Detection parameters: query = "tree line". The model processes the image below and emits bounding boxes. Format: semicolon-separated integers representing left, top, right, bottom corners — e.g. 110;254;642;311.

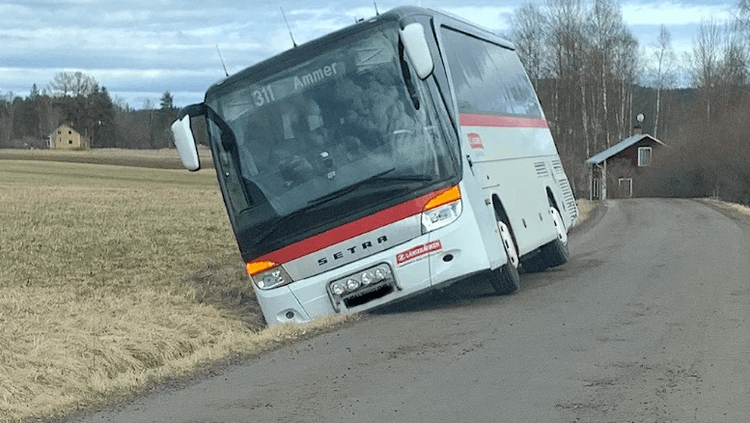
2;0;750;202
0;71;177;150
509;0;750;203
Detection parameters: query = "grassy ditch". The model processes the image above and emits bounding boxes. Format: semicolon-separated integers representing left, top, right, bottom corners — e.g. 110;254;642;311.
702;198;750;219
575;199;595;225
0;157;350;422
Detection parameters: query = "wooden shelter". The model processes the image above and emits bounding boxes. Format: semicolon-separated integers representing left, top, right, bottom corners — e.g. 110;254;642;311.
586;133;666;200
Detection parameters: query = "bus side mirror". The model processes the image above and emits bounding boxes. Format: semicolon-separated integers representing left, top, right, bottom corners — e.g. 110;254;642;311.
400;23;434;80
171;104;205;171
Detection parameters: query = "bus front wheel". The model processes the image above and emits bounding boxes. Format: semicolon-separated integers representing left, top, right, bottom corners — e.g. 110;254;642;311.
489;221;520;295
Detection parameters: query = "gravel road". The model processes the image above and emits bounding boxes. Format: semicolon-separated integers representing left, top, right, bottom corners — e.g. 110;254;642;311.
72;198;750;423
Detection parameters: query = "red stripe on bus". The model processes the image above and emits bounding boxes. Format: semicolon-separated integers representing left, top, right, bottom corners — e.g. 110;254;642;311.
254;187;452;265
459;113;548;128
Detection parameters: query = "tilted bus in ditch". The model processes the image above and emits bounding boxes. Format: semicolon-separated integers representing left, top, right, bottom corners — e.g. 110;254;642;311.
172;6;578;325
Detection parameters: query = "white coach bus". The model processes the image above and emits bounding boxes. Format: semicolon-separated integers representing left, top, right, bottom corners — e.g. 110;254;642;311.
172;6;578;325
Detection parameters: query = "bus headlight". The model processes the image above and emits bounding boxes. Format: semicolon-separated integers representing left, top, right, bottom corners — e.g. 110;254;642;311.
421;199;462;233
247;261;294;290
373;265;390;281
346;278;361;291
327;263;396;310
331;280;347;296
360;270;375;285
421;186;462;233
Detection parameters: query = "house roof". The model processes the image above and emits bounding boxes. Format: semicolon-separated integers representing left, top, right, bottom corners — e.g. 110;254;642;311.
585;133;666;165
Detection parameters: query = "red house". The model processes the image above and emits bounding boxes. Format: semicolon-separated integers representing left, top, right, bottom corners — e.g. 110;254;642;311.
585;133;666;200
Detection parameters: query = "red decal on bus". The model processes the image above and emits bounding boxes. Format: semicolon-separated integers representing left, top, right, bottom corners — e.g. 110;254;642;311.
467;132;484;150
396;240;443;264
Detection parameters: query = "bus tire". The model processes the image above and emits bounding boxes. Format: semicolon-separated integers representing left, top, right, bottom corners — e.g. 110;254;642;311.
542;206;569;267
521;206;569;272
489;221;520;295
520;253;547;273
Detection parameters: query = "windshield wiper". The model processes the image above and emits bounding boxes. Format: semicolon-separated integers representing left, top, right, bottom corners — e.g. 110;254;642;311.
307;169;434;207
254;171;390;245
256;170;434;245
308;168;395;206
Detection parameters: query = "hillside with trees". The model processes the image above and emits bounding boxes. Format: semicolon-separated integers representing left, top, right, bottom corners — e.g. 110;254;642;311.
2;0;749;204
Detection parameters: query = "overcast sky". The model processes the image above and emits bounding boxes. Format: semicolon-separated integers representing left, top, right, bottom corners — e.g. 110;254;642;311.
0;0;737;109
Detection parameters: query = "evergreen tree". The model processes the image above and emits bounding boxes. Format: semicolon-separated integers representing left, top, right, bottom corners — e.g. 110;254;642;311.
160;91;174;110
87;86;116;148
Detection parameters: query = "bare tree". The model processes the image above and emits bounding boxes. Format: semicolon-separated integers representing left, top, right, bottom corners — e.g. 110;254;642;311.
719;19;748;90
48;72;74;97
545;0;588;159
49;71;98;97
646;26;679;138
691;18;722;121
588;0;627;150
510;3;549;90
612;31;639;139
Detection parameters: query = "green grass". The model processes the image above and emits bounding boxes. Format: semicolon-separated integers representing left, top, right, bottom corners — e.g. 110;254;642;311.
0;153;351;422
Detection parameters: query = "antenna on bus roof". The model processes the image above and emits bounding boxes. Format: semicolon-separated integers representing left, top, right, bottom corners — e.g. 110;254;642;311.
374;1;379;15
215;44;229;77
280;6;298;48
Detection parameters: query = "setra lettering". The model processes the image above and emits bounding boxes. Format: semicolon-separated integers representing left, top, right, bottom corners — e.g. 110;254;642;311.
316;235;389;266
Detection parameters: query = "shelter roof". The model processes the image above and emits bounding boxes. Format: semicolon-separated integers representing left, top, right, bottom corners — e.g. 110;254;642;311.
585;133;666;165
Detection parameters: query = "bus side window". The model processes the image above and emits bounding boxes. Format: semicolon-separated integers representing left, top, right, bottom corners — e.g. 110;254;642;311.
440;27;543;119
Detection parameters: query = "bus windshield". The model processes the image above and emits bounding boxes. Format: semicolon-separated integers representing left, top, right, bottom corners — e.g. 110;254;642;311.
205;23;459;233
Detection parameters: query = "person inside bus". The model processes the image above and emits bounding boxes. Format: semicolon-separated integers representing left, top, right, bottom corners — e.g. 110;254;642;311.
333;71;426;171
272;97;346;186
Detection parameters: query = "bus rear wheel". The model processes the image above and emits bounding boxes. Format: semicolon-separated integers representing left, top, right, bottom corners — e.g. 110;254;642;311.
489;220;520;295
522;206;569;272
544;206;570;267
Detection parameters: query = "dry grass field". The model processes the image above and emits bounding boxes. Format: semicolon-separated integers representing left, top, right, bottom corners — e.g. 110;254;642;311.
0;151;351;422
0;147;213;170
0;149;599;422
703;197;750;218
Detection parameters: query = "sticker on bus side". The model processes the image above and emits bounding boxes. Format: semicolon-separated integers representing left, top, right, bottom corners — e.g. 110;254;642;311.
467;132;486;157
396;240;443;265
467;132;484;150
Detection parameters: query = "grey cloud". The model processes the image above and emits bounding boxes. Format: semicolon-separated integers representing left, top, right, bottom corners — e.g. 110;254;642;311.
0;0;731;108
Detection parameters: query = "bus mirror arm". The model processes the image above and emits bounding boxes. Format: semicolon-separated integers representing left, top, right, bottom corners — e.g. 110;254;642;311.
399;49;420;110
172;103;239;171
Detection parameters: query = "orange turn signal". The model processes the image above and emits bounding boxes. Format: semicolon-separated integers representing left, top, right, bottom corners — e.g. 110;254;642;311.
423;185;461;211
246;260;278;276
